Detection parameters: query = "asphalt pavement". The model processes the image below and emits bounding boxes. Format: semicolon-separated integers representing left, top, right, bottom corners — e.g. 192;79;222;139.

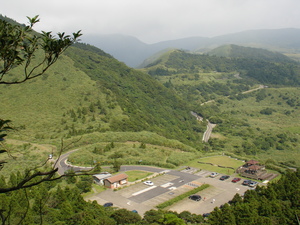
86;167;251;216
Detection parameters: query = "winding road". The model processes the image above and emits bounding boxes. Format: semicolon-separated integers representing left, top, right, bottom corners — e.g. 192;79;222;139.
202;120;216;142
55;149;92;175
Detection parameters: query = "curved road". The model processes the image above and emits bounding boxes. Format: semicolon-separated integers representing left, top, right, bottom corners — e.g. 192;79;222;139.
55;149;92;175
202;120;216;142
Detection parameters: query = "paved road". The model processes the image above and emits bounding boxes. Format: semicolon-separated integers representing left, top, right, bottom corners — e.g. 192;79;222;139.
202;120;216;142
55;149;92;175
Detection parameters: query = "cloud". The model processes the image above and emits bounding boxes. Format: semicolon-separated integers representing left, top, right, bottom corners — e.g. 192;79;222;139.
2;0;300;43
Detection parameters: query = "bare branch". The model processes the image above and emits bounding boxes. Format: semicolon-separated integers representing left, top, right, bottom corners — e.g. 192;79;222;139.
0;136;94;194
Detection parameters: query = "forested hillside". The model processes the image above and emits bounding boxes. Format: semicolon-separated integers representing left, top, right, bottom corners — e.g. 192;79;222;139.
145;49;300;86
208;44;295;63
65;43;201;145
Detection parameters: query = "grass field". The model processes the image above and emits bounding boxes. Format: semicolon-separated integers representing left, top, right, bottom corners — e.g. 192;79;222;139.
197;155;245;168
186;155;245;175
124;170;154;182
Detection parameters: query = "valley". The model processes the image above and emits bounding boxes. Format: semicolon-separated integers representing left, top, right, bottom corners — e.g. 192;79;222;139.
1;16;300;224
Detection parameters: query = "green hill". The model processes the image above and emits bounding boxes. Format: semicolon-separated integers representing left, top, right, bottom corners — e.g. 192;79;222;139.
207;44;295;63
143;48;300;86
0;42;202;146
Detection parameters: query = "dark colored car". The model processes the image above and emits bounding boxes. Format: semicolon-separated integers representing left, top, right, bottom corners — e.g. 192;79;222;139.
189;194;202;201
203;213;210;218
219;175;230;180
232;178;241;183
242;180;251;186
103;202;113;207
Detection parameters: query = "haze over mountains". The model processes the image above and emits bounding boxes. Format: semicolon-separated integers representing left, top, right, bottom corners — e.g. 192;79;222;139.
82;28;300;68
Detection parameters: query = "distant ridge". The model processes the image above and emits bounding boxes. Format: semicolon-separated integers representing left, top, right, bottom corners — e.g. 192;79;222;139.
82;28;300;67
207;44;295;63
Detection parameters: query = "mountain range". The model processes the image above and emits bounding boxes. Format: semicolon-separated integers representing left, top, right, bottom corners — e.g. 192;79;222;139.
82;28;300;67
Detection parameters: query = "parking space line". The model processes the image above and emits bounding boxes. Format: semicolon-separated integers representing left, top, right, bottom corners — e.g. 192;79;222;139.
132;186;157;196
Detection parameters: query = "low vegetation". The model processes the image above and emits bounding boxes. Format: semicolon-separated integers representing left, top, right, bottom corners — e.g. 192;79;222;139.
124;170;154;182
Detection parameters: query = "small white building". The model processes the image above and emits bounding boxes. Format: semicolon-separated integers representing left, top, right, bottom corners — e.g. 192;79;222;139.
93;173;112;185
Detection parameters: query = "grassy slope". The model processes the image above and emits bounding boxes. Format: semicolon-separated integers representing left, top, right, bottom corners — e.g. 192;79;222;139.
1;54;112;140
214;87;300;164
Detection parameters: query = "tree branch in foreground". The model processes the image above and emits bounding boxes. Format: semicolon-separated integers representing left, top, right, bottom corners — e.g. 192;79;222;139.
0;137;96;194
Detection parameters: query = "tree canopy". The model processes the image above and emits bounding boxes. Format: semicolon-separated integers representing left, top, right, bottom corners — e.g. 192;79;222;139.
0;15;81;84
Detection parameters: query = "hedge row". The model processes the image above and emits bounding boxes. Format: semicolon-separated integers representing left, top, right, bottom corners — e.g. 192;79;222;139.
156;184;210;209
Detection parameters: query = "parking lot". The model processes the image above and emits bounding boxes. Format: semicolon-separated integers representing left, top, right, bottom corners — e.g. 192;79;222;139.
85;167;253;215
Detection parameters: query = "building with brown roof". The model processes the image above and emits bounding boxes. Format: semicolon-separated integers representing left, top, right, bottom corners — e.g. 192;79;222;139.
236;159;277;181
246;160;259;165
103;173;128;189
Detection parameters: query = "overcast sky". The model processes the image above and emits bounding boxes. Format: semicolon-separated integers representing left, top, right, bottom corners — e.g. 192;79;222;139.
2;0;300;44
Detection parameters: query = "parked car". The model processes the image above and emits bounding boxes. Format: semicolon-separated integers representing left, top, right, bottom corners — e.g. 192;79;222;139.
242;180;251;186
189;194;202;201
210;172;219;178
143;181;154;186
103;202;113;207
203;213;210;218
249;181;258;187
220;175;230;180
132;210;138;213
231;178;241;183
